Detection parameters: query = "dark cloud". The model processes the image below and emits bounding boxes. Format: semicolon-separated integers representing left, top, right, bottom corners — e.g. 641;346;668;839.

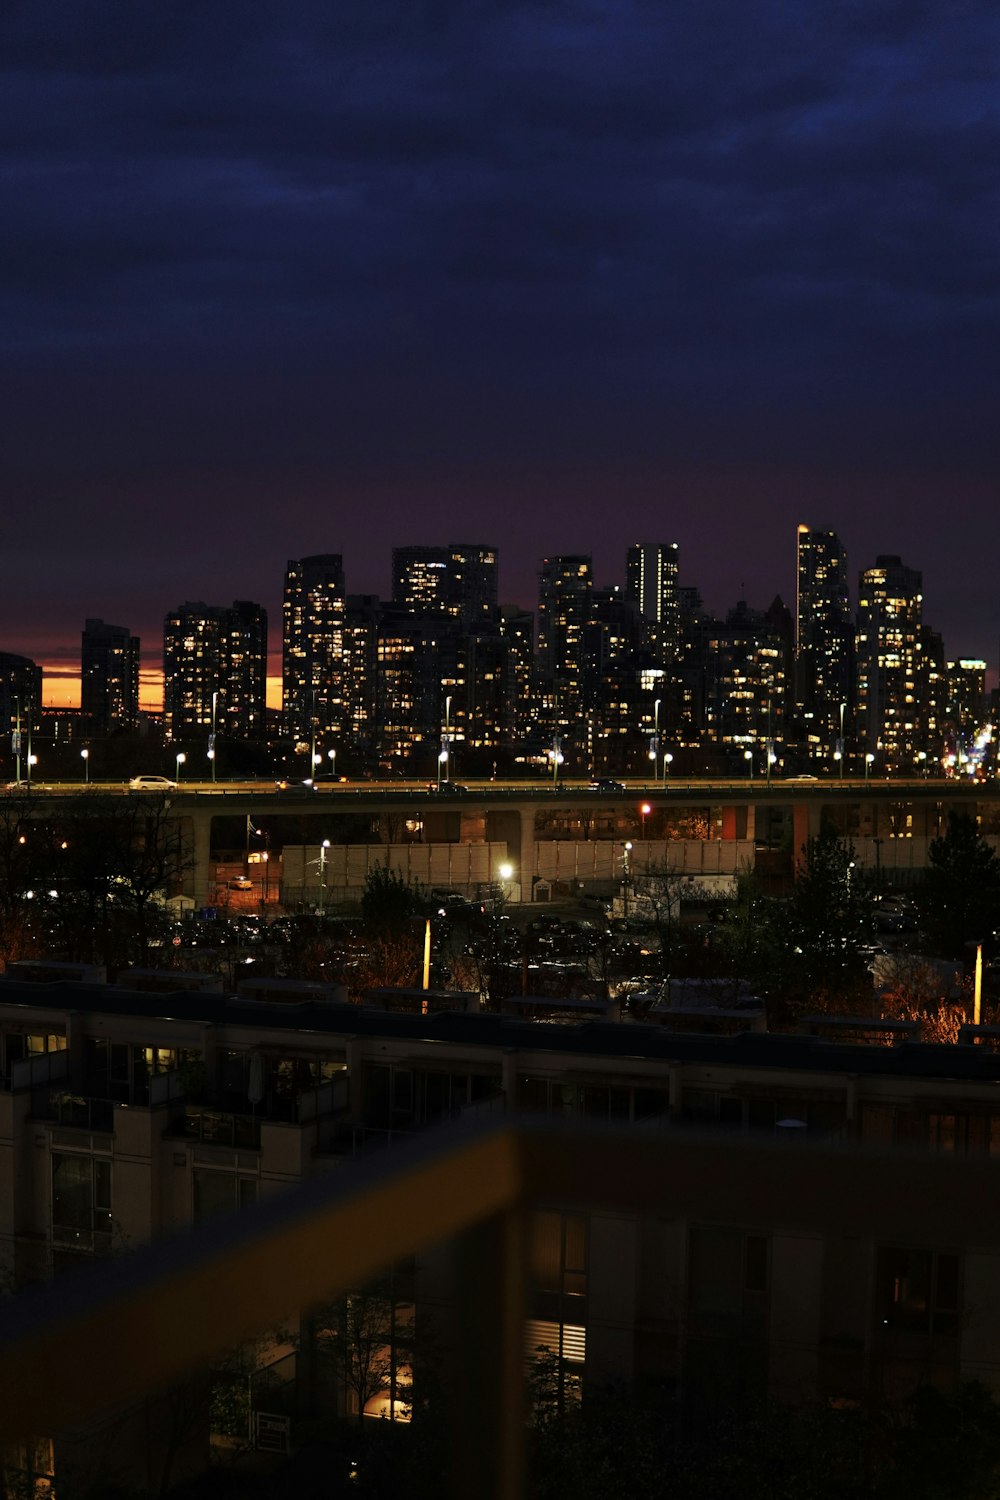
0;0;998;679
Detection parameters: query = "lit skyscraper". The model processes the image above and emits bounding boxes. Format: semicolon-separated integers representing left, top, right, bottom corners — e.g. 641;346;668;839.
0;652;42;737
536;555;593;731
392;544;498;627
81;618;140;734
625;543;680;664
163;601;266;741
282;555;347;742
795;526;853;760
856;554;924;770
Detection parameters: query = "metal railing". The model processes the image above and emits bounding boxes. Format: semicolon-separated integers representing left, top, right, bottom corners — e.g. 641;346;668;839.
5;1121;1000;1496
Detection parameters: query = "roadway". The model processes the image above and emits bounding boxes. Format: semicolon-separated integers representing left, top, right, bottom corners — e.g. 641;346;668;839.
2;775;987;800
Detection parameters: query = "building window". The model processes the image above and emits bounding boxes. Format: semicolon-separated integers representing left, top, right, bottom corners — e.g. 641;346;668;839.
876;1247;960;1336
688;1224;769;1331
193;1170;258;1223
2;1436;55;1495
52;1153;112;1255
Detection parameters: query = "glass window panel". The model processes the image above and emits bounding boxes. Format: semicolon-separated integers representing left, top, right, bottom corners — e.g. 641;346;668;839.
193;1170;237;1223
564;1216;587;1274
745;1236;768;1293
531;1211;563;1291
936;1253;959;1313
52;1154;91;1232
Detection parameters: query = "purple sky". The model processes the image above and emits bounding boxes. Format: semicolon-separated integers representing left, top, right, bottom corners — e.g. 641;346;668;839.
1;1;998;699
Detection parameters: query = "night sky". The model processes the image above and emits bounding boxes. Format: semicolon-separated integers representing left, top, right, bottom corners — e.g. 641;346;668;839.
2;1;998;705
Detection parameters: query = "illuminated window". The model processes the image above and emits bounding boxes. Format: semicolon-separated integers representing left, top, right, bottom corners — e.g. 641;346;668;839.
876;1247;959;1335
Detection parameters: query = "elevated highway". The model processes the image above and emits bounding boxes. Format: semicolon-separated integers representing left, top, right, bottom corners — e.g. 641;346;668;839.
5;777;997;907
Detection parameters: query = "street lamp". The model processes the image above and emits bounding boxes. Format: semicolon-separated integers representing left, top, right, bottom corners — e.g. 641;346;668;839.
766;744;776;788
499;860;514;902
80;748;90;784
744;748;753;783
838;701;846;780
328;747;337;782
865;752;875;785
549;735;564;790
27;753;37;787
209;691;218;783
175;751;186;784
622;841;633;919
640;802;652;839
318;838;330;913
663;752;673;783
650;698;662;782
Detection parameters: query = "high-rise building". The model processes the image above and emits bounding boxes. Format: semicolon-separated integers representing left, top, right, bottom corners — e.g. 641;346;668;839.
341;594;382;757
856;555;924;771
795;526;853;761
282;555;347;743
392;545;498;627
499;609;534;742
0;652;42;738
81;619;140;735
536;555;593;733
219;601;268;740
625;543;680;665
375;607;449;765
163;601;267;741
703;600;790;762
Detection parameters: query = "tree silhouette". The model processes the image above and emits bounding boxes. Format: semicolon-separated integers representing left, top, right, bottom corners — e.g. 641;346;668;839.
918;812;1000;958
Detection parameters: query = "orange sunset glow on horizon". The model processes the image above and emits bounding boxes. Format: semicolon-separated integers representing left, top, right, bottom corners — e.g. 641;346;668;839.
40;666;285;715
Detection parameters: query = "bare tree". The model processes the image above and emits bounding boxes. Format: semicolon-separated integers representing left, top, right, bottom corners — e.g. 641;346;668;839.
316;1284;413;1424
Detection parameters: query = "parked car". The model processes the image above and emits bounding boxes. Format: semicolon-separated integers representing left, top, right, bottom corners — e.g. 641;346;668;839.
128;775;175;791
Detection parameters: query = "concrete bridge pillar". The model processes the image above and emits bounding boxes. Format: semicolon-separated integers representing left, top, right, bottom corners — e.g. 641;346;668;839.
181;808;214;906
518;807;536;893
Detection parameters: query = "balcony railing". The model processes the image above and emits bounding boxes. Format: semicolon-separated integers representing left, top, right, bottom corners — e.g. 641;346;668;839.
174;1108;262;1150
38;1092;115;1134
5;1122;1000;1498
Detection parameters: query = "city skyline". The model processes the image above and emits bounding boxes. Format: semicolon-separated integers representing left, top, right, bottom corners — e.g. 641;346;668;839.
2;4;998;703
9;523;997;713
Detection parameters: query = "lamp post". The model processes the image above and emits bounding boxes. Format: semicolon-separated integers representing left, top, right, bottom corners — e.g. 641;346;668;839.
640;802;651;839
650;698;662;782
27;753;37;788
437;697;453;791
744;748;753;783
328;747;337;782
209;691;218;783
865;752;875;785
80;748;90;784
499;860;514;904
663;752;673;784
318;838;330;913
838;701;846;780
622;841;633;919
550;735;564;790
766;744;776;788
175;751;185;785
13;699;22;784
